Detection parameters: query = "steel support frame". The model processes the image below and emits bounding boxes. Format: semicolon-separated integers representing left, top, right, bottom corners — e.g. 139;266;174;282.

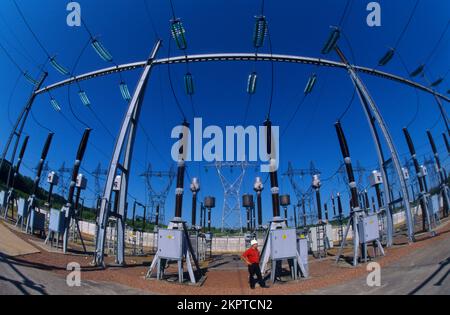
94;41;162;266
335;46;414;243
0;72;48;183
34;54;450;104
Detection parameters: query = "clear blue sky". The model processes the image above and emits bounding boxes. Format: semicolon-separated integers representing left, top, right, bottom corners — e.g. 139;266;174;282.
0;0;449;228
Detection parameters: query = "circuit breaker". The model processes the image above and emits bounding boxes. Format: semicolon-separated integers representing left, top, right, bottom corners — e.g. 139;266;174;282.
358;214;380;244
17;198;28;218
157;229;184;260
270;228;297;260
49;209;65;233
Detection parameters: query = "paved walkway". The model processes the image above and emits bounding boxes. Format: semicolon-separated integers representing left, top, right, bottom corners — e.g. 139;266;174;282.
0;222;40;257
306;233;449;295
0;253;151;295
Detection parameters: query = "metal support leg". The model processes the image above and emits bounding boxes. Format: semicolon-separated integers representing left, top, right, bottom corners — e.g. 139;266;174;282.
94;41;162;266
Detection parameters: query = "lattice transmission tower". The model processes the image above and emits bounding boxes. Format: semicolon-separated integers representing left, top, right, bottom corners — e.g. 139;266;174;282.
140;164;175;225
92;162;108;207
212;161;254;233
57;162;72;198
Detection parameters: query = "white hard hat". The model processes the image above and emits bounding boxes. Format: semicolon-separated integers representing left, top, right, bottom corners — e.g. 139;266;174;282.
251;240;258;246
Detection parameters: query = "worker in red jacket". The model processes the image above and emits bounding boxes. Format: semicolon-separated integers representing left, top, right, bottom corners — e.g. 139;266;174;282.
241;240;267;289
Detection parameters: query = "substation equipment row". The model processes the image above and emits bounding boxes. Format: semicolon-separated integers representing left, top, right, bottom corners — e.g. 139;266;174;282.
1;21;449;286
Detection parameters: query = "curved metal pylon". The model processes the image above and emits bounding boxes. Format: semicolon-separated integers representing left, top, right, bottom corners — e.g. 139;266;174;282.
34;54;449;104
93;40;162;266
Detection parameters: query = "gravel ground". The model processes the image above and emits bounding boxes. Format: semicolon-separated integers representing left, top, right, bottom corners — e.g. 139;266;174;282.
1;218;449;295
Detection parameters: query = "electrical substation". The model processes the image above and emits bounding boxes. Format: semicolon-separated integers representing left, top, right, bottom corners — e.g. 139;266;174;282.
0;0;449;296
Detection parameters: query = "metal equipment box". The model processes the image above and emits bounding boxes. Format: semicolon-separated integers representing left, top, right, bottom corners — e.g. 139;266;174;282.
402;168;410;180
205;232;213;241
157;229;184;260
270;228;297;260
47;171;59;185
431;195;440;215
309;224;334;252
49;209;65;233
358;214;380;244
76;174;87;189
17;198;28;218
0;191;5;208
297;237;308;266
29;209;46;231
369;171;383;186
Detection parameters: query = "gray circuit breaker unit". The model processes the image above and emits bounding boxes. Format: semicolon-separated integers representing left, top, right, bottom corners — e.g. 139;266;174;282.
17;198;28;218
49;209;65;234
358;214;380;244
157;229;185;260
270;228;298;260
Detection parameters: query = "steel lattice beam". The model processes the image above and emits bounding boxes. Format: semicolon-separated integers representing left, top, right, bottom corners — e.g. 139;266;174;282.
34;53;450;103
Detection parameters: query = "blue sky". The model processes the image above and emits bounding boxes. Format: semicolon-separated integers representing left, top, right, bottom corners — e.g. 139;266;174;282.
0;0;449;228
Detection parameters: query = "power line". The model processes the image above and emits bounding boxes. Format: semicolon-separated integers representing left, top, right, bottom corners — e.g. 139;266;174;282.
393;0;420;50
338;0;353;28
0;40;27;74
6;72;24;128
423;20;449;66
166;32;187;120
12;0;52;59
0;10;41;68
143;0;160;39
